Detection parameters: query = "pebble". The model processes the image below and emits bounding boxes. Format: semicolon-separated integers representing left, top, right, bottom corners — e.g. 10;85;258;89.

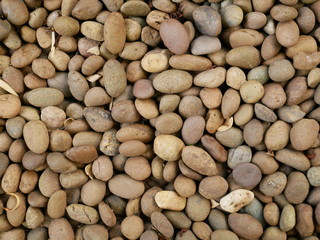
226;46;261;69
191;36;221;55
201;134;227;162
80;21;104;41
252;151;279;175
208;209;229;230
263;202;280;226
221;88;241;119
279;204;295;232
0;95;21;119
163;211;192;229
240;80;264;103
290;118;319;151
153;69;193;93
155;191;186;211
243;198;265;226
192;222;212;240
269;59;296;82
307;167;320;187
2;0;29;26
160;19;189;55
121;216;144;240
103;59;127;98
26;88;64;107
228;213;263;240
284;171;309;204
229;29;264;48
221;4;243;28
276;20;299;47
211;230;239;240
295;204;314;237
53;16;80;36
220;189;254;213
259;172;287;197
254;103;277;122
151;212;174;239
216;127;244;148
199;176;228;200
264;120;290;151
233;163;262;188
169;54;212;71
66;204;99;224
104;12;126;54
270;4;298;21
227;145;252;169
248;65;269;84
23;120;49;154
277;105;306;123
262;227;286;240
11;44;41;68
99;129;120;156
83;107;113;132
185;193;211;221
194;67;226;88
153;135;185;161
275;148;310;171
181;146;218;176
108;174;145;199
65;145;98;164
192;6;222;37
181;116;205;145
120;1;151;16
243;119;264;147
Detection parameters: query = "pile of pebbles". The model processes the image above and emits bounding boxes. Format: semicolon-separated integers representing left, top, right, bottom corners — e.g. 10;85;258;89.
1;0;320;239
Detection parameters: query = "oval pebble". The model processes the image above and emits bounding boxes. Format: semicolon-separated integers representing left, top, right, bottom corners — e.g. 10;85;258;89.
153;70;193;94
66;204;99;224
182;146;218;176
103;59;127;98
275;148;310;171
284;171;309;204
153;135;185;161
259;172;287;197
279;204;295;232
151;212;174;239
226;46;261;69
192;6;222;37
220;189;254;213
108;174;145;199
227;145;252;169
228;213;263;240
290;118;319;151
233;163;262;188
104;12;126;54
160;19;189;55
27;88;64;107
155;191;186;211
23;120;49;154
0;94;21;119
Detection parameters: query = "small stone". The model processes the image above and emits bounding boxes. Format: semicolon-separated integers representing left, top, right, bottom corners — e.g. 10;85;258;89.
220;189;254;213
155;191;186;211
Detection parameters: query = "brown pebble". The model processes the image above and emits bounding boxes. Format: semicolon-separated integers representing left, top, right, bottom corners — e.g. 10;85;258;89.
233;162;262;188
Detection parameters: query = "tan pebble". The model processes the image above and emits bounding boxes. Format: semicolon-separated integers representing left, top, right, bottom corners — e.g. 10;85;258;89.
155;191;186;211
279;204;295;232
182;146;218;176
23;120;49;154
220;189;254;213
159;19;189;55
153;135;185;161
275;20;299;47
